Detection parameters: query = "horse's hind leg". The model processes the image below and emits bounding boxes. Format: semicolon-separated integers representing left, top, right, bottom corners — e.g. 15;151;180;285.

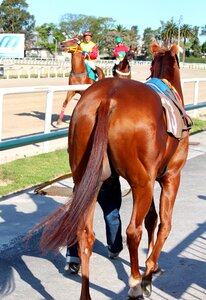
127;183;154;300
142;174;181;296
57;90;75;125
142;198;158;297
144;198;158;259
78;199;96;300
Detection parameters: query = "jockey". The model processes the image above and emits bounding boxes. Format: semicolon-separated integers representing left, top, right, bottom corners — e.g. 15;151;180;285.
80;31;98;72
113;37;129;64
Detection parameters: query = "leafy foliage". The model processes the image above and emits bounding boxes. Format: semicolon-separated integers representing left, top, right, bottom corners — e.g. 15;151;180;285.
0;0;35;44
0;1;205;61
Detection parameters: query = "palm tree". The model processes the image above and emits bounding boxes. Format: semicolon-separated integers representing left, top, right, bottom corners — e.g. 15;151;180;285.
115;24;127;34
161;19;178;46
181;24;195;62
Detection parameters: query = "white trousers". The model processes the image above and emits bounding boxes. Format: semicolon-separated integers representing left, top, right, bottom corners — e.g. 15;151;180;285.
84;59;96;70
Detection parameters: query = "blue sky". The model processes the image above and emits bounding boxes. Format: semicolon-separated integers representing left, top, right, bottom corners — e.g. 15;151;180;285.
2;0;206;41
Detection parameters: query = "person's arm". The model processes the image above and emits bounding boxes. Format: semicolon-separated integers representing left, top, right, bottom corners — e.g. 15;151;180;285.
113;46;119;57
89;45;98;60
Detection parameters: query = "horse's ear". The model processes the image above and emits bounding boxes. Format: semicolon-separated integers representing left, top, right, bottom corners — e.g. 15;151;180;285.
170;43;179;56
150;42;161;55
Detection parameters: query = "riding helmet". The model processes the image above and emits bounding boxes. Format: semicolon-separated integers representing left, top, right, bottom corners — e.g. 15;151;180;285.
84;31;93;37
116;37;123;43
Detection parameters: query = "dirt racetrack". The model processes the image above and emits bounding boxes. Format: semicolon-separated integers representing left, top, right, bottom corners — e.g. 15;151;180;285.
1;64;206;163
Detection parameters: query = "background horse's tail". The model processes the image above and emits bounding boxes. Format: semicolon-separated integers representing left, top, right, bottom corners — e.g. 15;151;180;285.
29;99;110;252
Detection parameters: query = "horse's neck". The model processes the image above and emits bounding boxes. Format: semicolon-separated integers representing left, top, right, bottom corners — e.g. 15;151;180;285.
161;68;184;105
71;53;87;73
120;59;129;71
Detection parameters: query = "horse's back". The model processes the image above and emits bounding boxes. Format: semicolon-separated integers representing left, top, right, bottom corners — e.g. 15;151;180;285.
77;77;163;125
69;77;168;180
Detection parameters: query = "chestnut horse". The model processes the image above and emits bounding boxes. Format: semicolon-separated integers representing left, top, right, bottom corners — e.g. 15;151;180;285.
56;37;105;125
33;43;190;299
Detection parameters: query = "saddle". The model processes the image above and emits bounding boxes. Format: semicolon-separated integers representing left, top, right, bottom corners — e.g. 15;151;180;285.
145;78;193;139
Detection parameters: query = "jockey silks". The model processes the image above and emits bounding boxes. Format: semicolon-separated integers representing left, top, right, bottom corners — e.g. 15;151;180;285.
80;41;98;60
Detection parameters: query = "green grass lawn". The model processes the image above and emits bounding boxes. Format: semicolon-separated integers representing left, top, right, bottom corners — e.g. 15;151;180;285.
190;117;206;134
0;148;70;197
0;116;206;197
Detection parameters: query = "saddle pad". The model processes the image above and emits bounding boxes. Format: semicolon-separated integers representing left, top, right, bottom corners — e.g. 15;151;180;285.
145;78;192;139
85;63;97;81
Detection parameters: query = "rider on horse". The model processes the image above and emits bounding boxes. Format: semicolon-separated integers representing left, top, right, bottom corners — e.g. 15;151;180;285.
113;37;129;76
80;31;98;79
113;37;129;62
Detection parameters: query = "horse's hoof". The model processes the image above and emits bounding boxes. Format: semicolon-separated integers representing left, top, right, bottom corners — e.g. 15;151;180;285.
56;119;62;126
153;267;163;276
141;280;152;298
128;286;144;300
127;295;144;300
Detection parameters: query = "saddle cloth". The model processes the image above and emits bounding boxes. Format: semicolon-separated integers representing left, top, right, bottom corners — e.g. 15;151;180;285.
145;78;192;139
85;63;97;81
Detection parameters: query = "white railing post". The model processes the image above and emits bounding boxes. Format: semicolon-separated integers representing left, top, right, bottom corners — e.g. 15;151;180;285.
44;89;54;153
193;80;199;118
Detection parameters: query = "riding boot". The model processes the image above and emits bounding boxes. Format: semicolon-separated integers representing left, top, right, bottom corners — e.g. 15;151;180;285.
93;69;98;79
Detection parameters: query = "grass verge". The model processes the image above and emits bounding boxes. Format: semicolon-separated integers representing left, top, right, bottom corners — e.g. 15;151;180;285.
0;117;206;197
189;117;206;134
0;148;70;197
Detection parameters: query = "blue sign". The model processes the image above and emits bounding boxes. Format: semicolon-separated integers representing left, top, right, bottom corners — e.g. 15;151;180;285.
0;34;25;58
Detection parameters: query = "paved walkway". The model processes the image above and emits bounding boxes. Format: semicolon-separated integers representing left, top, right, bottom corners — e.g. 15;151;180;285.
0;131;206;299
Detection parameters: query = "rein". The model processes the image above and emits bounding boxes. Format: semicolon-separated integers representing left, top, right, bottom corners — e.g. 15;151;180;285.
66;44;82;53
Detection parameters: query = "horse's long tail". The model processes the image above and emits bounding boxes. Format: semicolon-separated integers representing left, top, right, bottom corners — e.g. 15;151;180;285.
29;99;110;252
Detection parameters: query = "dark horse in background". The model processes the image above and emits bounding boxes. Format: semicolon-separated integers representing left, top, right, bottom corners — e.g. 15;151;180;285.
112;54;132;79
112;46;137;79
32;43;190;299
56;37;105;125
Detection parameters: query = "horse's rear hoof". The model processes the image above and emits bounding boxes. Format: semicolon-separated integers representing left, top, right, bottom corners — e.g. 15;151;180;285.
56;119;62;126
127;295;144;300
141;280;152;298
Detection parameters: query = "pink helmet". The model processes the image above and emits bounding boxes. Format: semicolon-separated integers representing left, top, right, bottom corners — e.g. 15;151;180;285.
83;31;93;37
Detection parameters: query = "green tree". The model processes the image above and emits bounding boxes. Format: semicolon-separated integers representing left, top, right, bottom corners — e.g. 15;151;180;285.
190;26;202;57
114;24;127;34
0;0;35;45
200;25;206;36
160;19;178;46
201;42;206;54
181;24;195;62
142;27;157;58
35;23;64;53
59;14;115;54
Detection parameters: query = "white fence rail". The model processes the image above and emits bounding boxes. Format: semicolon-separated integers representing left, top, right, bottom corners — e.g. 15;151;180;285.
1;59;206;79
0;79;206;152
0;84;90;143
